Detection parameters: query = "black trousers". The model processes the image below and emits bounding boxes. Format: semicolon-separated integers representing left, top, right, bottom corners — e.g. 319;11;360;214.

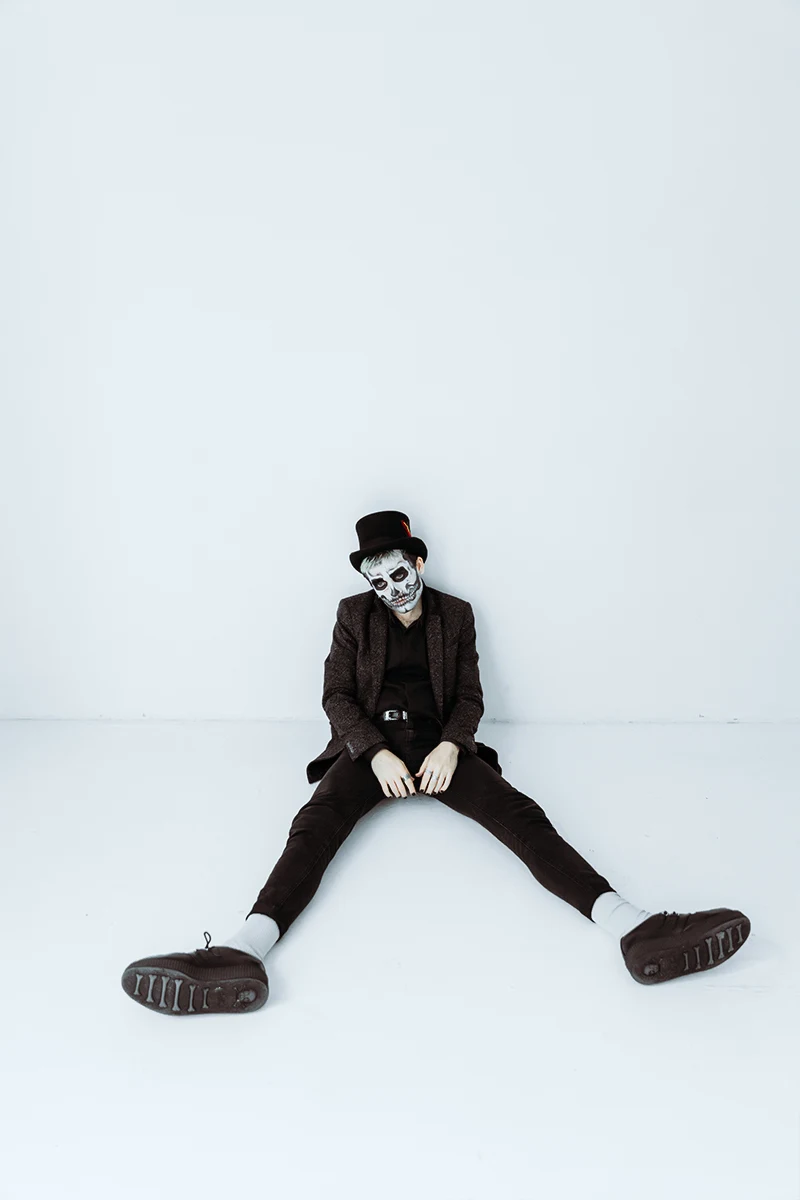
248;713;615;939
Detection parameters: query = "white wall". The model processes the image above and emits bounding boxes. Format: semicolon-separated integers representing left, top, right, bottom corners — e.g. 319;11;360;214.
1;0;798;722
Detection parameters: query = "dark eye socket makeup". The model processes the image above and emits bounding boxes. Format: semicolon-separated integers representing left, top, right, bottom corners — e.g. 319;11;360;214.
370;568;409;590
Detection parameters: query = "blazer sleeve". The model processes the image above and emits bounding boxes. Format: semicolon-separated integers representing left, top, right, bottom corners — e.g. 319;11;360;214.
439;601;485;754
321;601;392;763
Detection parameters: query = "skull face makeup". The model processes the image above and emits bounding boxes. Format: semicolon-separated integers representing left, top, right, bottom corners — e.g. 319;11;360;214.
360;548;424;614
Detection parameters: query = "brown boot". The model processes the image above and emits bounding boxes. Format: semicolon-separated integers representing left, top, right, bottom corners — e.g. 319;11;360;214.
121;931;269;1015
620;908;751;985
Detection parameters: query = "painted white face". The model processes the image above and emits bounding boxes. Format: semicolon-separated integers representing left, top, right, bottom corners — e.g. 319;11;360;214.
360;548;423;614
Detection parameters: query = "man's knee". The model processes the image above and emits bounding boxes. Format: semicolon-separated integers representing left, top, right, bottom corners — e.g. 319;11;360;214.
449;757;546;816
297;759;378;826
451;751;506;791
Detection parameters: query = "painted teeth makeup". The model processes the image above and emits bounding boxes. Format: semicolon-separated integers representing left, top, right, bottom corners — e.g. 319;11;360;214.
360;547;423;613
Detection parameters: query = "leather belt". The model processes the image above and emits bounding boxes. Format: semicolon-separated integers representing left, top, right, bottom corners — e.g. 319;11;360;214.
379;710;440;727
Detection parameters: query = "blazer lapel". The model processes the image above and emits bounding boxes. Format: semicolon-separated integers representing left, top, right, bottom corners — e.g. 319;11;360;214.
368;586;444;719
368;602;389;714
426;591;444;718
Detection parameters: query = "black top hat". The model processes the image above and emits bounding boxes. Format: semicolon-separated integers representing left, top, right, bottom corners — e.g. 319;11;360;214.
349;510;428;573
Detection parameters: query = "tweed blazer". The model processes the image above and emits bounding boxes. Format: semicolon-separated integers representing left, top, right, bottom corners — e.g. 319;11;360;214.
306;583;502;784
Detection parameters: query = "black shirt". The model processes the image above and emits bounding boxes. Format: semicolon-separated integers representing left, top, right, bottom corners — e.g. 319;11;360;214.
366;585;441;762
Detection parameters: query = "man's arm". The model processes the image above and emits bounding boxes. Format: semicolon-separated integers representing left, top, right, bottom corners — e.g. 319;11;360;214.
321;600;392;763
439;601;485;754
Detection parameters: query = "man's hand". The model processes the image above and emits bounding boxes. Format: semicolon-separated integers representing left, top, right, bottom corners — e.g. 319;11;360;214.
416;741;460;794
371;748;418;798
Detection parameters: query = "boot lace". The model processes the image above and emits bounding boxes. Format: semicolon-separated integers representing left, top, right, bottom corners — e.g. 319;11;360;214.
197;930;222;957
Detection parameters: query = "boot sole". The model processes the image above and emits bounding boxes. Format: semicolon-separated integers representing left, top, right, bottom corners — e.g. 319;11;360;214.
626;913;751;985
121;965;268;1015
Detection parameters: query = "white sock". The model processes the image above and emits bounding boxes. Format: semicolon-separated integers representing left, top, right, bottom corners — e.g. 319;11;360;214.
591;890;655;939
220;914;281;964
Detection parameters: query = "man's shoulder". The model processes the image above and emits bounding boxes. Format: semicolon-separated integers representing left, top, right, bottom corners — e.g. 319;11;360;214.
429;586;471;610
337;589;373;612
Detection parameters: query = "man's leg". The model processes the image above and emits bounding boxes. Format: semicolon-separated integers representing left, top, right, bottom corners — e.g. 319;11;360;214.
427;750;619;920
226;748;386;957
120;750;391;1016
426;749;750;984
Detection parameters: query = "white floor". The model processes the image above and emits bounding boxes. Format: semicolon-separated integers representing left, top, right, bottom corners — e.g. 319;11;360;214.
1;719;796;1200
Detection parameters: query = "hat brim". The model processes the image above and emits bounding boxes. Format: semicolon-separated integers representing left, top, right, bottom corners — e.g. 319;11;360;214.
350;538;428;573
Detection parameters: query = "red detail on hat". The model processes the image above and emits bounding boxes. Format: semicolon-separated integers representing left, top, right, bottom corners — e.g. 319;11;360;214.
401;520;412;537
